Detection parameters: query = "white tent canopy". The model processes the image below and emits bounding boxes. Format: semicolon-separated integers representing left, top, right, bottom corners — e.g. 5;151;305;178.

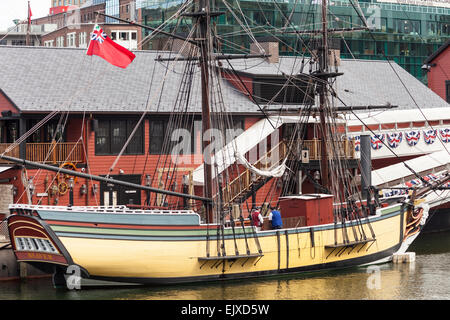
371;150;450;187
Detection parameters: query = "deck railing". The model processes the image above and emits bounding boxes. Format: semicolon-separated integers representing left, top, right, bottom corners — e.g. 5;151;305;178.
295;139;356;160
0;143;19;164
0;143;20;164
26;141;85;164
0;141;84;164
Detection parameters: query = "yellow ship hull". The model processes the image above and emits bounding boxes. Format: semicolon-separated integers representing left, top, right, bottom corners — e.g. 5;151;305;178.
6;202;416;285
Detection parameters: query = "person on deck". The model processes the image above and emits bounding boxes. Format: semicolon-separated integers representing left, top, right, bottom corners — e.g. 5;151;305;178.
269;207;283;229
251;207;264;231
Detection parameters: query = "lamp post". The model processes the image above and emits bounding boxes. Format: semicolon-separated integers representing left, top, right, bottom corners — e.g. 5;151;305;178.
251;172;256;209
28;177;35;204
68;177;74;206
145;174;151;207
182;175;189;210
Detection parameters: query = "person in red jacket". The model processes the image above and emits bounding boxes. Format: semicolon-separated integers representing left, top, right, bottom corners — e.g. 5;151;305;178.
251;207;264;231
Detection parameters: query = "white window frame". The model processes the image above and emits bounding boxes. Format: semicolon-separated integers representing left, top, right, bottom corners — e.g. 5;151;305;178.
56;36;65;47
79;31;87;48
67;32;76;47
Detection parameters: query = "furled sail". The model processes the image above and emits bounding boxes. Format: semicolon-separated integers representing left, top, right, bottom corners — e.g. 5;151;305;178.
235;151;288;178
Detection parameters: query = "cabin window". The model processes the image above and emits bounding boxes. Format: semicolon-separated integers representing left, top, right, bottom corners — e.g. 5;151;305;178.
95;119;144;155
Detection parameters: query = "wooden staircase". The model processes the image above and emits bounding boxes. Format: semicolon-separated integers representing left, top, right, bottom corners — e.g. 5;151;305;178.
217;141;288;207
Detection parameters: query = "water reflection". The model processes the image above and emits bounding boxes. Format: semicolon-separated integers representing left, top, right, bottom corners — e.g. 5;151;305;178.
1;231;449;300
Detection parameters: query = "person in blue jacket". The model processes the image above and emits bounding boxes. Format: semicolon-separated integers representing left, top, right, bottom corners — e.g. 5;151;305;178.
269;206;283;229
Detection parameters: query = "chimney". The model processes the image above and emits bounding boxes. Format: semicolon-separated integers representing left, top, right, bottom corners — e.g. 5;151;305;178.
250;37;279;64
170;38;197;57
150;34;197;57
312;38;341;67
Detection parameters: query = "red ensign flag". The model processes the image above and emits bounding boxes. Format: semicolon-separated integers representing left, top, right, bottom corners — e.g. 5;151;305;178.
86;25;136;69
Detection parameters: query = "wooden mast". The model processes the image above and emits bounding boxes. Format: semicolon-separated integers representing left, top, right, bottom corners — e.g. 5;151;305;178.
318;0;330;190
26;1;31;46
197;0;214;222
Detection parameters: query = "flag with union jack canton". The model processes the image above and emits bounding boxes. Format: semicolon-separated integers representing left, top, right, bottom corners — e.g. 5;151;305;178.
86;24;136;69
90;26;107;44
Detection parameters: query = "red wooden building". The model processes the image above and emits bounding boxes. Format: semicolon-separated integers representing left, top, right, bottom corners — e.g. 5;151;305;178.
423;39;450;103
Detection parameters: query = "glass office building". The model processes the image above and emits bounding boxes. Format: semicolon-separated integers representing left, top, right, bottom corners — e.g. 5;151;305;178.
137;0;449;81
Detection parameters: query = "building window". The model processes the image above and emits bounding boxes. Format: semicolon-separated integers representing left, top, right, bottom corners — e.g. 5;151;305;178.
149;118;200;155
95;119;144;155
441;23;449;36
56;36;65;47
44;40;54;47
446;81;450;103
149;120;167;154
11;40;26;46
67;32;76;47
5;121;18;143
253;76;314;105
79;32;87;48
46;122;65;142
393;19;420;35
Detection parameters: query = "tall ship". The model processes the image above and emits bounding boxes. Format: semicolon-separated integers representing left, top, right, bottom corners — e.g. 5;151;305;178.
1;0;450;286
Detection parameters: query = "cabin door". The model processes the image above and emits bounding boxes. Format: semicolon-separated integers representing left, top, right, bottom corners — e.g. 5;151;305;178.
100;174;141;206
103;190;117;207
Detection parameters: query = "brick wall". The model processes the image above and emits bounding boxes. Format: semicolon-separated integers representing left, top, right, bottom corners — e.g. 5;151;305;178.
41;23;141;49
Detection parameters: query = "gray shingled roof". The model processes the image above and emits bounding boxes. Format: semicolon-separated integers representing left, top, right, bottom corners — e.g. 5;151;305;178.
0;46;447;114
225;56;449;110
0;46;257;114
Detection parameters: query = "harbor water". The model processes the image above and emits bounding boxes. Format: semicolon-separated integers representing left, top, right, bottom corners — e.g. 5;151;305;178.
0;231;449;300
